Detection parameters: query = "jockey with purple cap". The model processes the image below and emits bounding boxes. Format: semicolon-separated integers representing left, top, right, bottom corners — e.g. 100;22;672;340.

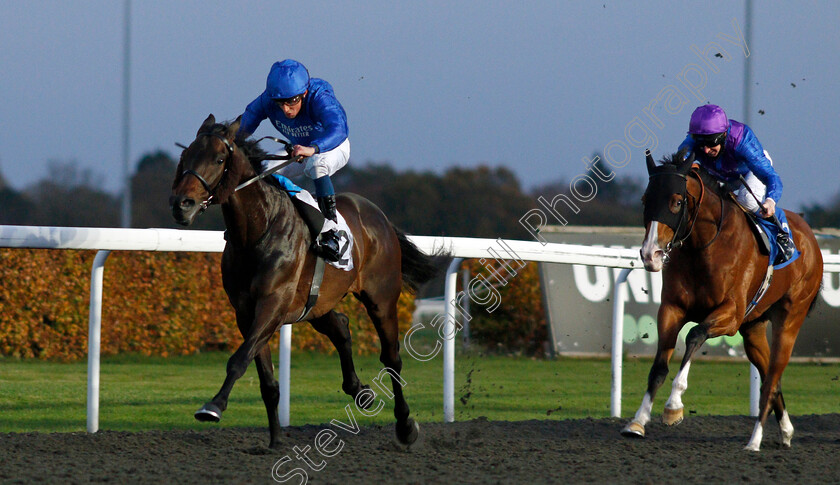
236;59;349;262
678;104;795;264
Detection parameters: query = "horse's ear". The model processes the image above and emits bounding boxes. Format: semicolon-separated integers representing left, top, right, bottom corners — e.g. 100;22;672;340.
675;147;690;163
645;149;656;175
678;152;695;175
227;115;242;140
199;114;215;135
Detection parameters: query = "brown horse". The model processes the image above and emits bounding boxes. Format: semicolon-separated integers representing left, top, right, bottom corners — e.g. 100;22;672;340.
169;114;439;448
621;150;823;451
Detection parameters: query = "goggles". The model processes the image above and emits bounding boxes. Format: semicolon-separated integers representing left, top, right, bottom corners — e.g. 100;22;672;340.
691;132;726;148
273;94;304;107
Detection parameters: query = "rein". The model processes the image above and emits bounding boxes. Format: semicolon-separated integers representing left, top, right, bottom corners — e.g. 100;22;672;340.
178;134;295;211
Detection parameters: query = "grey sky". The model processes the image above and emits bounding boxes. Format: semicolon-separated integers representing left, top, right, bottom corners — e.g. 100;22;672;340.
1;1;838;212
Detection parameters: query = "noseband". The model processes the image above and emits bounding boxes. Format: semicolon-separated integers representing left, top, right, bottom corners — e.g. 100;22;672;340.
180;131;236;211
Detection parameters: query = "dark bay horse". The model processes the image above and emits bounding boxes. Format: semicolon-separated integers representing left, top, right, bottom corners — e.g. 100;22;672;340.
621;151;822;451
169;114;439;448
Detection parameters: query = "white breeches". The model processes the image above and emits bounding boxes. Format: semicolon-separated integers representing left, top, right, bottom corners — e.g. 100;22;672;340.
735;150;773;214
279;138;350;180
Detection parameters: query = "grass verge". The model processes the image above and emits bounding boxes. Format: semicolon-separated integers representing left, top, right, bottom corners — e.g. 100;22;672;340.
0;351;837;433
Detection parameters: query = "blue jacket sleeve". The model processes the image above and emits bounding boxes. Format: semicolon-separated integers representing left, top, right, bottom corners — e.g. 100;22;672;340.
307;88;348;153
736;127;782;202
237;95;268;139
677;135;695;157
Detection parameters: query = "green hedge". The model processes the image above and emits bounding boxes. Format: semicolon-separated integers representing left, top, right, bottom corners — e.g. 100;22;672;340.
465;260;547;354
0;248;547;361
0;249;415;361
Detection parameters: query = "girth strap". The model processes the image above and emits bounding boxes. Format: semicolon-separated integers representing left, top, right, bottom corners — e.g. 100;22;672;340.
739;202;775;319
294;256;326;322
744;266;774;320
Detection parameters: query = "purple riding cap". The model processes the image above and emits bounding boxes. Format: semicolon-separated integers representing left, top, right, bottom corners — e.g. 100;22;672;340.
688;104;729;135
678;105;782;203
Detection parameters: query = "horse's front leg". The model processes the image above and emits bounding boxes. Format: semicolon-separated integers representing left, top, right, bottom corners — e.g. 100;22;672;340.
622;304;686;438
662;301;740;427
253;344;282;448
195;297;283;428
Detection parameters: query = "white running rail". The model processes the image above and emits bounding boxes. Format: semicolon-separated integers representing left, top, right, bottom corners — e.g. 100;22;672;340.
2;225;838;431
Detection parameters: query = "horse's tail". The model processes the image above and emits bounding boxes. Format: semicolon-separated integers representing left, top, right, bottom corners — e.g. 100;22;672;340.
808;281;823;316
394;226;446;292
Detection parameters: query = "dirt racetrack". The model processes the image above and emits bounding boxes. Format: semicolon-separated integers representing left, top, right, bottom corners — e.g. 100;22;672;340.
2;414;839;484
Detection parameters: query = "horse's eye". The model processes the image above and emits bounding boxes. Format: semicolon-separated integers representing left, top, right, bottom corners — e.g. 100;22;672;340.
669;195;683;214
217;158;225;165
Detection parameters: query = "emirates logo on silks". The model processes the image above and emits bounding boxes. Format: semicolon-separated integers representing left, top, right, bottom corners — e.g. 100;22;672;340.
274;121;312;139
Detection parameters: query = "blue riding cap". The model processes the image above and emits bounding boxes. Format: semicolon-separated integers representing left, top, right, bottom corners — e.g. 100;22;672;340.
266;59;310;99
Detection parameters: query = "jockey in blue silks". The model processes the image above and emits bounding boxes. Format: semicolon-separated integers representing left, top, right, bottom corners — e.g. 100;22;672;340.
236;59;349;262
678;104;796;264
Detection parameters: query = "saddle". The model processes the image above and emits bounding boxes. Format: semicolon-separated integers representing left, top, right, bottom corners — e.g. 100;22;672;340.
728;193;796;267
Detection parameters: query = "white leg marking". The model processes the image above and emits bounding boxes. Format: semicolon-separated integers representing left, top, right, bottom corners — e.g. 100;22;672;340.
745;421;763;451
632;392;654;427
664;361;691;410
779;410;794;447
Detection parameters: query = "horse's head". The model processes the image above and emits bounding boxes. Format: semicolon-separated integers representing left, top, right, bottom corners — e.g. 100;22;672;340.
640;149;695;271
170;114;247;226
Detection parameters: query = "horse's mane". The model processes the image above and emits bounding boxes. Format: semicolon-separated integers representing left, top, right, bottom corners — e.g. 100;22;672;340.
205;121;288;202
658;152;729;200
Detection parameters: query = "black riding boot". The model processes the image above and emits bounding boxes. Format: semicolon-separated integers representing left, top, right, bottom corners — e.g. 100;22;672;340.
290;196;338;262
775;230;796;264
315;195;342;263
768;214;795;264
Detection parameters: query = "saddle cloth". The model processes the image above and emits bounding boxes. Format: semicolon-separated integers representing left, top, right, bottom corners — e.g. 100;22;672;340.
293;189;355;271
741;209;800;270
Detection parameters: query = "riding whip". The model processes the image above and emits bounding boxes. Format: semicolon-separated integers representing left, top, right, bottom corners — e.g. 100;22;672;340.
738;174;784;231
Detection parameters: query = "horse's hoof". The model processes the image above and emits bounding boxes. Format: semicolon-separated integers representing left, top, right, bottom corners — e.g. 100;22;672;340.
662;406;684;426
396;418;420;445
620;421;645;438
194;403;222;422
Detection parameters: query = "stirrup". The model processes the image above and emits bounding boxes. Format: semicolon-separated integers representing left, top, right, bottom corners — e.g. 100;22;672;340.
775;234;795;264
313;230;341;262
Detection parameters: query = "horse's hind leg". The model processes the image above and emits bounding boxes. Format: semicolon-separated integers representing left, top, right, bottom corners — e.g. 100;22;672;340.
740;318;791;448
309;311;368;400
357;290;418;445
745;304;806;451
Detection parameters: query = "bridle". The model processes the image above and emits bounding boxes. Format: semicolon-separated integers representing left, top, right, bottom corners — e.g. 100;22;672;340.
655;168;726;261
179;131;237;212
178;128;298;213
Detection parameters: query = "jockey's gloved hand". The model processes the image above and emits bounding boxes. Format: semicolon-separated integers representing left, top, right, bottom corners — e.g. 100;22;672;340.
761;198;776;218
